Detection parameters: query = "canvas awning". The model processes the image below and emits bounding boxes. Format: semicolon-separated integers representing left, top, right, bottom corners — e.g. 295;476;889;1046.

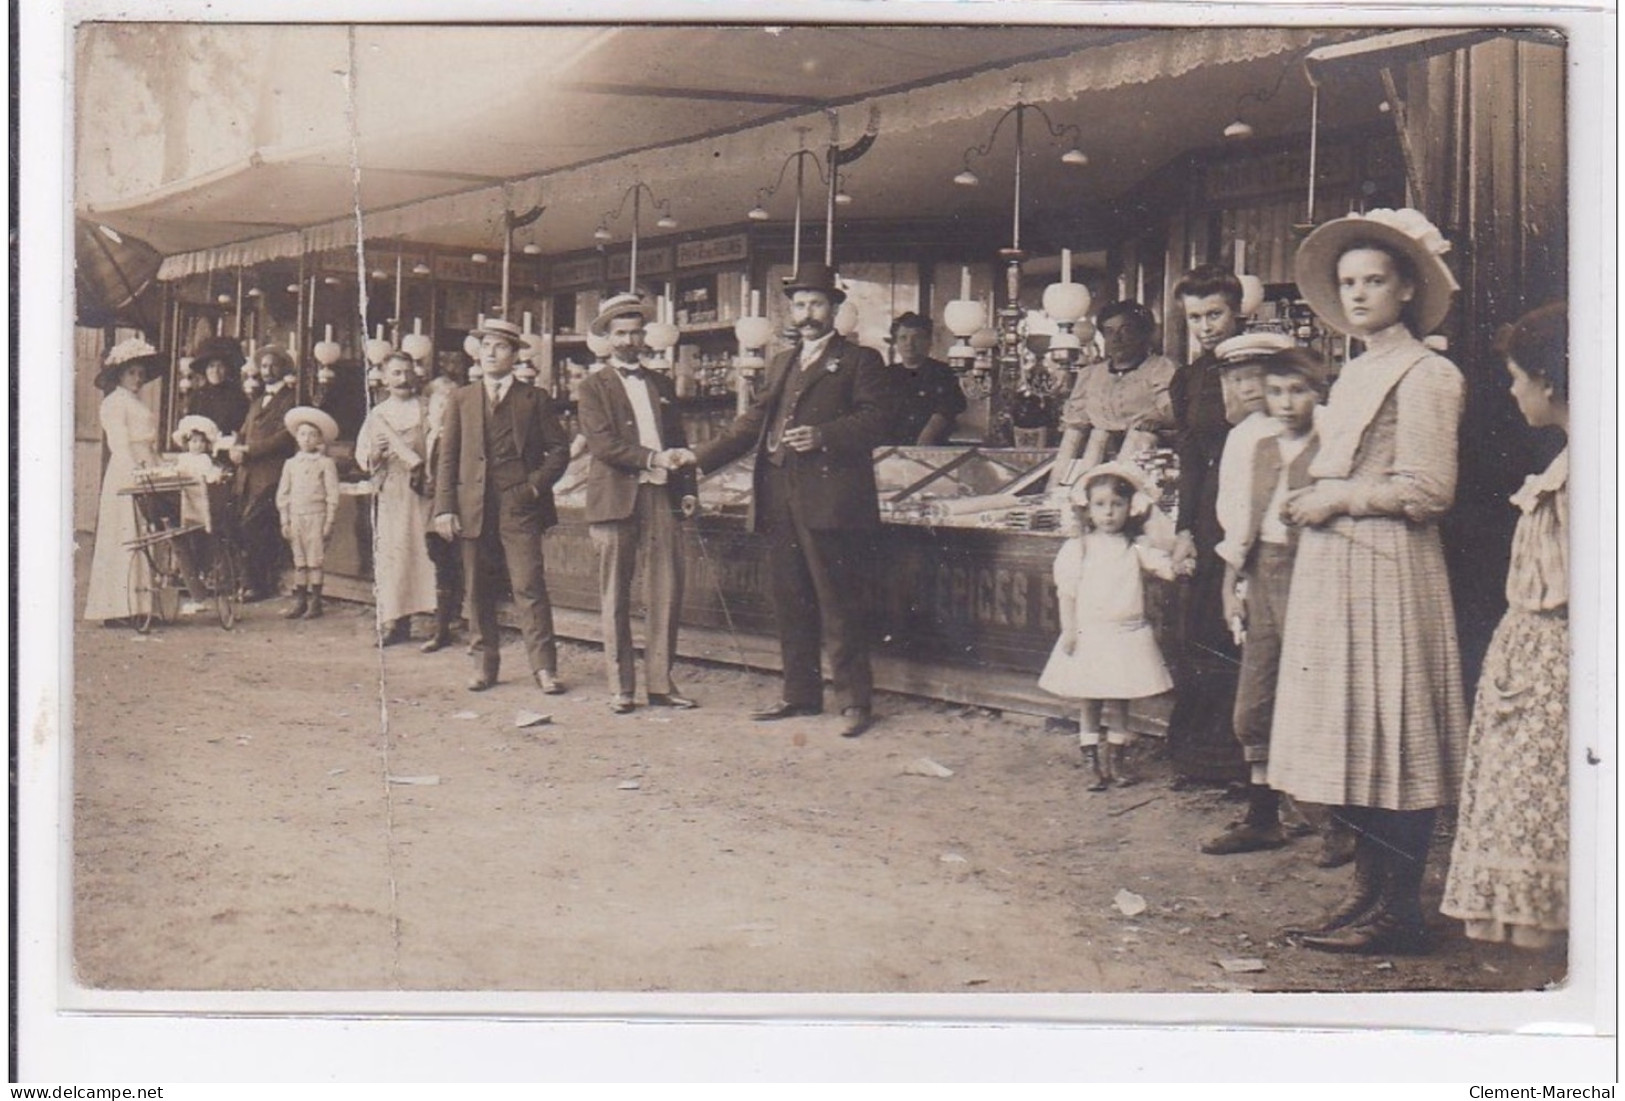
76;24;1374;281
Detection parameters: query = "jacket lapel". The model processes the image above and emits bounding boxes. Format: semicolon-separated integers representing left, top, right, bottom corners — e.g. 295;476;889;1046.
791;336;843;413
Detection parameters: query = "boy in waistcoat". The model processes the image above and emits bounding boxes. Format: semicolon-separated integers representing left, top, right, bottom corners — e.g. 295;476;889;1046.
1201;342;1329;855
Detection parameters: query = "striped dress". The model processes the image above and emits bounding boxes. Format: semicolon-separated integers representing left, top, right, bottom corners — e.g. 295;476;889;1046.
1267;326;1468;810
1441;449;1569;947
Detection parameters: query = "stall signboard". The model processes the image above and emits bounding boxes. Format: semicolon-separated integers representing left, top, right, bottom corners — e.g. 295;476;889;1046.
549;255;606;290
676;233;748;269
607;245;673;282
1203;143;1355;205
433;255;539;285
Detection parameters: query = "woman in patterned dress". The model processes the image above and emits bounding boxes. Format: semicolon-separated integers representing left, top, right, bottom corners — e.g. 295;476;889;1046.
356;351;438;645
1269;209;1468;955
1441;303;1569;950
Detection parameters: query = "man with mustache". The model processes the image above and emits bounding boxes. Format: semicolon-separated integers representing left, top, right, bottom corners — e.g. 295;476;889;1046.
691;263;892;738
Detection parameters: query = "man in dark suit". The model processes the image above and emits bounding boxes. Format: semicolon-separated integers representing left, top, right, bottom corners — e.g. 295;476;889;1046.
432;317;573;695
576;292;700;714
228;345;298;601
692;263;892;738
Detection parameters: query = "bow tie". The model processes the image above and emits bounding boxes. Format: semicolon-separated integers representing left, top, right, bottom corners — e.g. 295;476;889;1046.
618;365;648;380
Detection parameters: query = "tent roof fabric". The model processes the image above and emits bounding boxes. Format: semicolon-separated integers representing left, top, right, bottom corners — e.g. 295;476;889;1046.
76;24;1360;279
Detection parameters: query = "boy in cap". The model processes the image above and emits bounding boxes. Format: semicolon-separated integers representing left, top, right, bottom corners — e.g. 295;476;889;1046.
276;406;342;619
1202;340;1333;856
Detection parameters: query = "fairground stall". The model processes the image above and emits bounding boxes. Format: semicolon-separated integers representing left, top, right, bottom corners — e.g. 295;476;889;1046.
75;23;1567;717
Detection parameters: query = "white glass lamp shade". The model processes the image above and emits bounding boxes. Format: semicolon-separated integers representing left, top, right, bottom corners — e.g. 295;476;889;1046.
513;362;538;383
1048;331;1082;353
364;337;394;365
317;366;337;385
463;333;482;359
1239;274;1266;317
1060;148;1089;167
178;375;194;392
314;340;343;367
1041;281;1092;323
969;327;1000;352
834;300;860;336
1074;317;1097;345
644;321;680;352
520;333;547;362
177;357;194;376
365;366;384;386
942;298;986;338
734;315;775;350
585;332;614;359
401;332;434;362
242;361;260;379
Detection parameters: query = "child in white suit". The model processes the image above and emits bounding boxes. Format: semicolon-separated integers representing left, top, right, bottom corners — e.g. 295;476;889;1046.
276;406;342;619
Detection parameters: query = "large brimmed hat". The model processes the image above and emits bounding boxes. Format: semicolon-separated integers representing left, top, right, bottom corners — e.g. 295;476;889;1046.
782;261;846;304
1214;331;1296;366
95;337;162;390
172;414;222;449
589;292;652;336
192;335;245;372
283;405;340;444
1069;460;1157;517
1294;208;1460;336
470;317;524;347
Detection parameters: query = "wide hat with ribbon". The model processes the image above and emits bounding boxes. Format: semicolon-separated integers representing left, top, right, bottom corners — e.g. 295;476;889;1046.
95;337;162;391
1294;208;1460;336
470;316;525;348
782;261;846;304
283;405;340;444
192;335;246;373
589;292;652;336
1069;460;1158;517
172;414;223;449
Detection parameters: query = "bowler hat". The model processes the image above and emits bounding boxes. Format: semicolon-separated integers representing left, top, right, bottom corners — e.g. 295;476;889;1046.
782;262;846;304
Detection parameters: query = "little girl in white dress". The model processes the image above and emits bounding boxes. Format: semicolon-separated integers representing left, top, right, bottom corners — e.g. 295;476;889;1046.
1040;462;1188;789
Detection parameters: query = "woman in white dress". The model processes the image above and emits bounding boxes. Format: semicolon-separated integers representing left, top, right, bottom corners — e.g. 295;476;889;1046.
356;351;438;645
83;338;163;624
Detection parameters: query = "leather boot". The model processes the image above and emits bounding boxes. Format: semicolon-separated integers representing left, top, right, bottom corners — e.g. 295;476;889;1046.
1286;813;1384;936
281;587;308;619
380;618;411;646
1081;745;1108;792
303;585;325;619
1202;785;1287;854
420;587;455;653
1300;809;1433;955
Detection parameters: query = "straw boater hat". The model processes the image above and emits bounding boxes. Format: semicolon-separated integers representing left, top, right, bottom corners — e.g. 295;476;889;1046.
1294;208;1460;337
782;261;846;304
283;405;340;444
589;292;652;337
1069;460;1157;517
172;414;222;450
1213;331;1295;367
96;337;163;391
470;316;524;347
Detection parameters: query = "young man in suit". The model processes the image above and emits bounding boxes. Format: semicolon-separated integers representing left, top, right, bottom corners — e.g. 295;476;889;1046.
692;263;893;738
228;345;299;601
576;292;700;714
432;317;573;696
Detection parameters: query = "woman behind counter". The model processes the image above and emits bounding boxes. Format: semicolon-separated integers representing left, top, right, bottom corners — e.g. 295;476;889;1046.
356;351;438;646
1050;300;1179;479
1271;209;1468;956
83;338;164;624
1441;302;1570;952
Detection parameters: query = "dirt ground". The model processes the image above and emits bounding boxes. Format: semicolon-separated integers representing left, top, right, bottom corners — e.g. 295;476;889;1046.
71;580;1567;999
